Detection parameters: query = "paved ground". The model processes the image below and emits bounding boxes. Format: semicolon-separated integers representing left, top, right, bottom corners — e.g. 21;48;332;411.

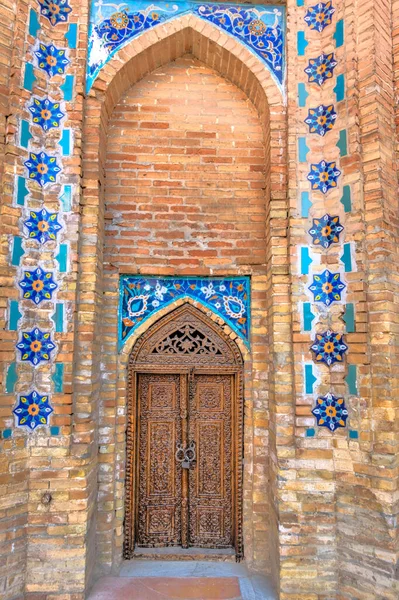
87;560;277;600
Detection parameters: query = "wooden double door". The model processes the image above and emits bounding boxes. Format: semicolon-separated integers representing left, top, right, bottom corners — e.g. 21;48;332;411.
124;305;244;558
136;371;234;549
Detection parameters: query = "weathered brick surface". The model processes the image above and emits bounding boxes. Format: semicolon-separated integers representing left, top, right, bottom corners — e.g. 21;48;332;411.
0;1;398;599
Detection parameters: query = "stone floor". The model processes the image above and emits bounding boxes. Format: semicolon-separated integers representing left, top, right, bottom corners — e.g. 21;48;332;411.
87;560;277;600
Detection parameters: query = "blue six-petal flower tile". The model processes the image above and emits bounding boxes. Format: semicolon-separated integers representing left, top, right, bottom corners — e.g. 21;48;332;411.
312;392;348;432
309;269;346;306
304;2;335;32
307;160;341;194
37;0;72;26
24;152;61;187
305;104;337;136
19;267;58;305
28;97;65;131
304;52;337;86
24;208;62;244
308;214;344;248
35;43;70;77
16;328;56;366
310;330;348;366
13;390;53;430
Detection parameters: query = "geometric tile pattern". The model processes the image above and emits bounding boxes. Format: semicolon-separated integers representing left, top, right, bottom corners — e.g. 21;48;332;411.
304;1;335;32
305;104;336;136
16;328;56;366
24;152;61;187
35;43;70;77
312;392;348;431
308;269;346;306
28;97;65;131
120;276;250;347
308;214;344;248
24;209;62;244
13;390;53;430
18;267;58;305
304;52;337;86
307;160;341;194
37;0;72;26
310;330;348;366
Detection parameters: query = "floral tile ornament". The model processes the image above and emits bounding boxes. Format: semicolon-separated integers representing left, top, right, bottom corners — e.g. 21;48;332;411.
13;390;53;430
24;152;61;187
307;160;341;194
305;104;336;136
28;97;65;131
37;0;72;26
312;393;348;432
120;276;250;347
19;267;58;305
16;328;56;366
309;214;344;248
86;2;285;93
24;208;62;244
304;2;335;32
310;330;348;366
304;52;337;86
35;43;70;77
309;269;346;306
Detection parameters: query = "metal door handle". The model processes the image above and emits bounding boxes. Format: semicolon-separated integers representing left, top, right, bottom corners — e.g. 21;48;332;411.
175;441;196;469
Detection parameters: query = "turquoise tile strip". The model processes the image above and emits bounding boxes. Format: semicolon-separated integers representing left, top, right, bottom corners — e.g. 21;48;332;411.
349;430;359;439
297;31;308;56
337;129;348;156
52;303;64;333
298;83;309;107
9;301;22;331
29;8;41;37
11;236;24;266
23;63;36;92
59;129;72;156
340;185;352;212
61;75;74;101
305;364;317;394
16;176;29;206
334;19;344;47
65;23;78;48
301;191;312;218
300;247;313;275
341;243;353;272
52;363;64;393
20;119;33;149
55;244;68;272
334;73;345;102
345;364;358;395
343;303;355;332
298;137;309;162
5;363;17;393
60;185;73;211
306;428;315;437
303;302;316;331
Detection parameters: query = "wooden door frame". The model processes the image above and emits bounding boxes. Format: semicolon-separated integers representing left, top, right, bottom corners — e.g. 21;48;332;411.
123;305;245;561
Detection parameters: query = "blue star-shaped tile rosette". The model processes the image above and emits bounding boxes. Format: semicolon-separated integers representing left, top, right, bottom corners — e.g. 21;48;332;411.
28;97;65;131
304;53;337;86
309;214;344;248
304;2;335;32
312;393;348;432
37;0;72;26
305;105;336;136
24;152;61;188
35;43;70;77
310;330;348;366
19;268;58;305
13;390;53;431
24;209;62;244
307;160;341;194
16;328;56;366
309;270;346;306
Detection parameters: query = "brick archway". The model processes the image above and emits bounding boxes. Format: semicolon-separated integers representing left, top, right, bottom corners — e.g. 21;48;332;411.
75;15;291;589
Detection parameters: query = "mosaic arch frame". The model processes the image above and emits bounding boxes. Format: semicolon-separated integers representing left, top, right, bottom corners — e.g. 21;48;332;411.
87;1;286;95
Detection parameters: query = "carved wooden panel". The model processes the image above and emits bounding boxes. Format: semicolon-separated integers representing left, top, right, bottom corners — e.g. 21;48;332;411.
137;373;182;546
188;374;233;548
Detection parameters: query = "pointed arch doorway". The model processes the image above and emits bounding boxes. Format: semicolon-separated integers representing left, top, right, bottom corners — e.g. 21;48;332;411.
124;304;245;560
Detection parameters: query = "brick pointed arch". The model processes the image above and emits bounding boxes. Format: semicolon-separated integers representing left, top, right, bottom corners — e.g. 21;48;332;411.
75;13;291;589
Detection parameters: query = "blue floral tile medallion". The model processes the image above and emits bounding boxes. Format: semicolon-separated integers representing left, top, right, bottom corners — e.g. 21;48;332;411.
24;208;62;244
87;2;285;93
35;43;70;77
37;0;72;26
309;214;344;248
24;152;61;188
16;328;56;366
309;270;345;306
312;393;348;432
28;97;65;131
19;268;58;304
307;160;341;194
305;104;336;136
310;330;348;366
120;276;250;348
304;52;337;86
13;390;53;430
304;2;335;32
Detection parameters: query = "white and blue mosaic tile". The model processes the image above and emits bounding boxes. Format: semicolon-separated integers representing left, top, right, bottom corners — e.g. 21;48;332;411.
308;214;344;248
18;267;58;305
16;328;56;366
304;104;336;136
304;1;335;32
310;330;348;366
120;276;250;348
24;152;62;187
87;1;285;93
13;390;53;430
24;209;62;243
308;269;345;306
37;0;72;26
28;97;65;131
312;392;348;431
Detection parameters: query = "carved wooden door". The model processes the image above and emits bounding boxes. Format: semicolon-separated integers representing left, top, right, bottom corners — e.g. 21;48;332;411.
188;373;233;548
126;304;244;558
137;373;183;546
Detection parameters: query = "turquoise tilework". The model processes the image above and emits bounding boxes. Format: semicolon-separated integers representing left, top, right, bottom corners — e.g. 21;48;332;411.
334;19;344;47
343;303;355;333
23;63;36;92
11;236;24;266
16;176;29;206
52;363;64;393
5;363;17;393
298;83;309;107
9;301;22;331
346;364;358;395
305;364;317;394
300;247;313;275
334;73;345;102
337;129;348;156
297;31;308;56
340;185;352;212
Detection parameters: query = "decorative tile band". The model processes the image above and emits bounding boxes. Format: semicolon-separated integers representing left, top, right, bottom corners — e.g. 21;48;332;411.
312;393;348;431
119;276;250;348
13;390;53;430
87;1;285;92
